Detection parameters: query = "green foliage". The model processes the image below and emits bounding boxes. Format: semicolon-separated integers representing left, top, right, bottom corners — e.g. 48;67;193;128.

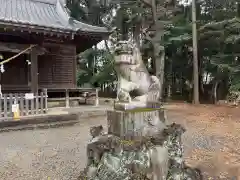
77;48;116;87
66;0;112;25
68;0;240;100
91;51;116;85
160;1;240;101
66;0;116;88
199;16;240;92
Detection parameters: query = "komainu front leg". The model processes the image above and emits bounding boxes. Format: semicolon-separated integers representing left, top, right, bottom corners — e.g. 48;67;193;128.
116;89;132;102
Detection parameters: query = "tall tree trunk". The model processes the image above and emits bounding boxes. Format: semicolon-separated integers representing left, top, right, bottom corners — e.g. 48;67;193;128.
212;80;219;104
151;57;156;73
167;59;172;100
192;0;199;104
133;23;144;68
133;23;141;49
237;2;240;17
152;46;165;101
151;0;157;74
150;0;165;101
93;46;97;76
157;47;165;99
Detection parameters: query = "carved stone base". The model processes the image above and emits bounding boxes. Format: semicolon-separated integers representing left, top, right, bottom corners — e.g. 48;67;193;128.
79;104;202;180
113;101;162;111
108;105;166;141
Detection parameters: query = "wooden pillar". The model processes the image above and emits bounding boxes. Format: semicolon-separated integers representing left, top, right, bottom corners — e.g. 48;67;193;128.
65;89;70;108
95;88;99;106
30;47;38;93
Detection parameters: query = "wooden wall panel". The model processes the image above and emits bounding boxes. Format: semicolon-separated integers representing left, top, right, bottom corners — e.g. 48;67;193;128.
1;52;28;85
38;54;53;85
38;43;77;89
0;43;77;91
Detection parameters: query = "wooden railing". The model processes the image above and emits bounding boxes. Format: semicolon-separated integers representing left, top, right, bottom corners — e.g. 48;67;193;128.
47;88;99;107
0;89;48;119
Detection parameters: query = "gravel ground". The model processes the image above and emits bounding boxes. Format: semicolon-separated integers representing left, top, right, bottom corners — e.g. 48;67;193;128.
166;103;240;179
0;103;239;179
0;116;107;180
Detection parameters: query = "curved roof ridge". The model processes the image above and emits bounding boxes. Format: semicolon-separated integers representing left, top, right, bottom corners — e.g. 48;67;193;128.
55;0;71;26
27;0;57;5
29;0;67;6
0;0;110;34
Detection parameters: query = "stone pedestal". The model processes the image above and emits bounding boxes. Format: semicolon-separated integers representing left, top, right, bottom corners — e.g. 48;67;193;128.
106;102;169;179
113;101;163;110
79;101;202;180
107;104;166;141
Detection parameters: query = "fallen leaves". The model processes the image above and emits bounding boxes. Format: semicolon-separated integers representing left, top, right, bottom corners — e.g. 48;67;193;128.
165;102;240;178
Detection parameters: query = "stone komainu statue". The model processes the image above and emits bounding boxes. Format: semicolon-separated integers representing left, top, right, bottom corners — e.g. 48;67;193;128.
114;41;161;103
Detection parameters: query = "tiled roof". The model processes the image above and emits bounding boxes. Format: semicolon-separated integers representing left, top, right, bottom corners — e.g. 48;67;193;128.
0;0;109;34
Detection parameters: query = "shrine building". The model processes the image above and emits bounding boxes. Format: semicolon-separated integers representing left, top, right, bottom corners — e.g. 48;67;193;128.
0;0;109;93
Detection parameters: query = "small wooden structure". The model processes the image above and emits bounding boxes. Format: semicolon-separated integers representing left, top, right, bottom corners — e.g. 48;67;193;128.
47;88;99;108
0;0;109;94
